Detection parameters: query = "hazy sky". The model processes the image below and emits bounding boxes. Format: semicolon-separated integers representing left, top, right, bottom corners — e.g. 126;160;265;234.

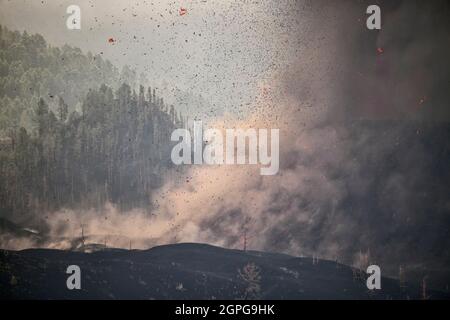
0;0;300;116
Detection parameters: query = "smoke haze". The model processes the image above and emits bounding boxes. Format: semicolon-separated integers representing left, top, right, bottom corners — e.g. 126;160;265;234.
1;0;450;290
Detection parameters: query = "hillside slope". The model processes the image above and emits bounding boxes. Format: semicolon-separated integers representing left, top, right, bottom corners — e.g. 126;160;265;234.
0;243;447;300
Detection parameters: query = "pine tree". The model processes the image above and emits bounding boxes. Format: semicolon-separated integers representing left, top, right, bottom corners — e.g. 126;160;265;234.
57;97;69;122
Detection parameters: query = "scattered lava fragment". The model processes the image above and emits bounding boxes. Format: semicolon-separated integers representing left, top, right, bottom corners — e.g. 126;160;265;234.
419;96;427;105
179;7;187;16
108;37;115;44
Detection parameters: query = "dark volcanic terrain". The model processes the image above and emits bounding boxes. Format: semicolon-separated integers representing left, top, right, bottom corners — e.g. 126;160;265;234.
0;243;447;299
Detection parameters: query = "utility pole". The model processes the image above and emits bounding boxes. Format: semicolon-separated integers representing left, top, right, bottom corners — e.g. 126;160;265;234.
399;265;406;289
80;224;85;251
242;217;252;251
422;276;429;300
243;229;247;251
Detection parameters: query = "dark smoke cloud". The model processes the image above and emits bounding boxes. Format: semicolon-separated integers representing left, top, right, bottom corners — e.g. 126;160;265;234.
336;0;450;121
150;0;450;289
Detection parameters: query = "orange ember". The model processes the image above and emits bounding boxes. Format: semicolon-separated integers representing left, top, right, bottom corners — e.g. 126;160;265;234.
179;8;187;16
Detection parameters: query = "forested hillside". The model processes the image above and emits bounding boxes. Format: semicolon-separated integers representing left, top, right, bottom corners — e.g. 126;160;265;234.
0;25;126;132
0;26;184;220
